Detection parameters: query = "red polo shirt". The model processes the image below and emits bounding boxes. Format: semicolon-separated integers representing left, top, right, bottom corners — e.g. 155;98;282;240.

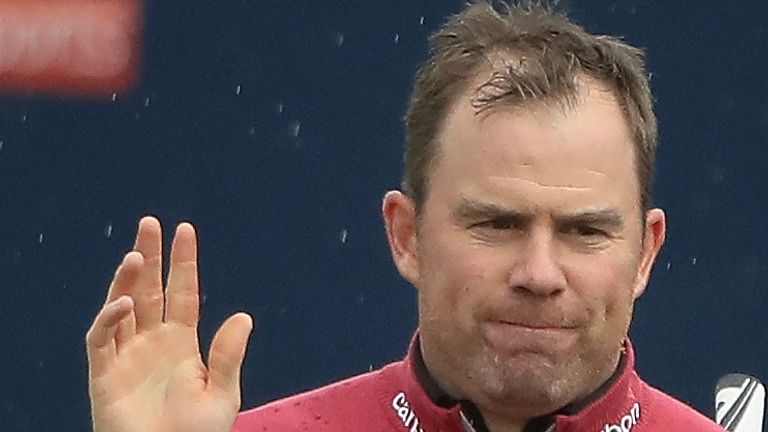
235;336;725;431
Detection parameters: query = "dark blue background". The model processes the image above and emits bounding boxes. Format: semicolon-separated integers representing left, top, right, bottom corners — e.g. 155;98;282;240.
1;1;766;431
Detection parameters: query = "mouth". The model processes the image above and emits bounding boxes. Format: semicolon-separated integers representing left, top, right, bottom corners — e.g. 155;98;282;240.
482;320;579;353
495;320;576;331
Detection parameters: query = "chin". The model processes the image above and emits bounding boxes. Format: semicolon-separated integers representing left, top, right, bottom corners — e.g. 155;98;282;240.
477;354;572;403
463;344;608;415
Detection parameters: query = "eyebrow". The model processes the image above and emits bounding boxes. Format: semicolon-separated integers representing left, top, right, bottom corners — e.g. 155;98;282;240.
558;209;625;230
452;197;625;229
453;198;526;222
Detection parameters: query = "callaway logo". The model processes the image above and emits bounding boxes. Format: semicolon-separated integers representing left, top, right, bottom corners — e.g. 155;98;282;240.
392;391;426;432
601;402;641;432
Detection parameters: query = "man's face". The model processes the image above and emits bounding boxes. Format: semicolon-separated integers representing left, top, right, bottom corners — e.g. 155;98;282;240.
384;77;665;419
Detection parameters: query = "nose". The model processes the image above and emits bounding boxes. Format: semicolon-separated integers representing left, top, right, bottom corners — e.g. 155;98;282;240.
508;231;567;297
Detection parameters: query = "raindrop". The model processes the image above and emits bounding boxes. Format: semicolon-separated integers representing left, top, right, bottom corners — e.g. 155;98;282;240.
369;364;373;371
340;229;348;244
235;85;242;95
419;16;425;25
666;262;671;270
0;140;4;150
394;33;400;44
277;102;284;114
38;233;44;244
21;114;27;122
144;97;151;107
112;93;117;101
692;257;697;266
290;121;301;138
105;223;113;238
334;33;345;46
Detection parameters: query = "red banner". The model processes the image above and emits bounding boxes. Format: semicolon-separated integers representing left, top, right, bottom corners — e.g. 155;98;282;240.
0;0;142;97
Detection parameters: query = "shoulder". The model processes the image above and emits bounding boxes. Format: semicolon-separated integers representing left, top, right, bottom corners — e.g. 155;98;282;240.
638;380;725;431
233;361;404;432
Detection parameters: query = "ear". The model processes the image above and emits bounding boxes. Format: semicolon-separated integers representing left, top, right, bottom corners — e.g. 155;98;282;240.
632;208;666;299
382;190;420;285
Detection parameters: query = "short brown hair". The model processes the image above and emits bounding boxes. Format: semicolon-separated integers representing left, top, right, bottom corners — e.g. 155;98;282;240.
403;1;657;214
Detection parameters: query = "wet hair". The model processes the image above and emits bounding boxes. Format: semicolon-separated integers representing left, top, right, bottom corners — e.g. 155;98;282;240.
403;0;657;214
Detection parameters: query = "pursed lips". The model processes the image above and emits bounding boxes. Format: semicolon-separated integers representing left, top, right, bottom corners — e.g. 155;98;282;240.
482;320;580;352
494;319;577;330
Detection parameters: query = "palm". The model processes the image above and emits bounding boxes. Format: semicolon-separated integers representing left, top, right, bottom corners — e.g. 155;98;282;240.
86;217;252;432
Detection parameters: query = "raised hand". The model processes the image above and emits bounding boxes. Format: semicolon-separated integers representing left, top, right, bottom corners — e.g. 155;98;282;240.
86;216;253;432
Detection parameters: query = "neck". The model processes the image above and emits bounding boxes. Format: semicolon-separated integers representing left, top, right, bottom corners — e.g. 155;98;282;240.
481;415;526;432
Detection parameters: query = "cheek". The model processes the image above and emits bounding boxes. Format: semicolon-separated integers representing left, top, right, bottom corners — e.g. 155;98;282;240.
464;254;494;280
566;253;638;326
419;240;505;322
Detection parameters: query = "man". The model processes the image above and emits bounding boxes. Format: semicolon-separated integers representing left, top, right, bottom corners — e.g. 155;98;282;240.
86;2;726;431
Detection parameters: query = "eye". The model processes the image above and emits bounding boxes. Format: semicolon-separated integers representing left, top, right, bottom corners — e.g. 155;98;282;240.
562;224;611;244
573;225;605;237
468;217;521;242
477;217;517;230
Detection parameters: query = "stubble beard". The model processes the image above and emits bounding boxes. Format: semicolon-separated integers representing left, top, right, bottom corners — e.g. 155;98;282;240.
440;324;624;418
472;339;596;410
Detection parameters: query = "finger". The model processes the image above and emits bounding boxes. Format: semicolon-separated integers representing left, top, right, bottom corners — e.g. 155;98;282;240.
132;216;164;332
114;305;137;354
208;313;253;397
101;251;141;349
164;222;200;328
105;251;143;305
107;252;141;350
86;295;135;379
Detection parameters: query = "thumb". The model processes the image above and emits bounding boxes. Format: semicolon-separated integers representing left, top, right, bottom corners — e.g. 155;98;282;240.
208;312;253;400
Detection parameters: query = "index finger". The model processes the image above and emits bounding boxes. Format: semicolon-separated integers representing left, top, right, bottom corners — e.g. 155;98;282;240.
131;216;164;332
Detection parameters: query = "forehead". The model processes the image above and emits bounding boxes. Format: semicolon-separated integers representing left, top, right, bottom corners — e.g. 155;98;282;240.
430;75;639;213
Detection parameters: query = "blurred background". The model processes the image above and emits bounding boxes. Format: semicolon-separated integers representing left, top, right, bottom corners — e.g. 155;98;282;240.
1;0;767;430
